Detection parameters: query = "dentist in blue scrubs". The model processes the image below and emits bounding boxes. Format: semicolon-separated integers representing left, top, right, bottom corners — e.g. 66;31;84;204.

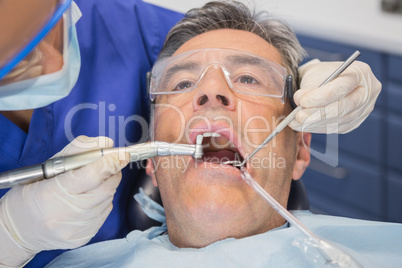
0;0;183;267
0;0;381;267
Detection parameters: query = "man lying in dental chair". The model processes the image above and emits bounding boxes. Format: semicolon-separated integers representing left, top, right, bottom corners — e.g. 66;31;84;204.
46;1;401;267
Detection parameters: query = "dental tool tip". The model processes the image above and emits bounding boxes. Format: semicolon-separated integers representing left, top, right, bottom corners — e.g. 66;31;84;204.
221;160;242;166
196;135;203;144
194;135;204;159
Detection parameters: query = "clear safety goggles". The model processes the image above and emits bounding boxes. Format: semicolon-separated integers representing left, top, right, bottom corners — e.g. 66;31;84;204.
148;48;288;103
0;0;74;85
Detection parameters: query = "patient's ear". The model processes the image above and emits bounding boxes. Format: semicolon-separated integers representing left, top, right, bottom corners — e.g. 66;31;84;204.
292;132;312;181
146;159;158;187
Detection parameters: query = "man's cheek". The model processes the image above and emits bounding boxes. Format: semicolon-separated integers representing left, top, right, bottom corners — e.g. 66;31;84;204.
154;111;187;141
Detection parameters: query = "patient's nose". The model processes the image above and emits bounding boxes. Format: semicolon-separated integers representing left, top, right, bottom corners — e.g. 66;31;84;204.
192;67;236;111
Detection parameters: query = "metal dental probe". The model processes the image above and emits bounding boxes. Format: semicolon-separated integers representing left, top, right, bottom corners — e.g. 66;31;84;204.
234;50;361;167
0;136;205;189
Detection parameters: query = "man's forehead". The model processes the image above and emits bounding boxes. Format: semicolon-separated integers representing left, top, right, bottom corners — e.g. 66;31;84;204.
173;29;283;67
167;51;277;70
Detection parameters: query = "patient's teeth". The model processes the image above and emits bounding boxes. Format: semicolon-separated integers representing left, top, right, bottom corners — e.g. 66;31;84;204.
202;132;221;138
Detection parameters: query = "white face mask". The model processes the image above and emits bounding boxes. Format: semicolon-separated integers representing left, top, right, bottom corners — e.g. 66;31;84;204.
0;2;82;111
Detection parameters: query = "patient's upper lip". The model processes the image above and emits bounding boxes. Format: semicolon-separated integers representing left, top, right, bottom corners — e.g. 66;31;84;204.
188;123;244;159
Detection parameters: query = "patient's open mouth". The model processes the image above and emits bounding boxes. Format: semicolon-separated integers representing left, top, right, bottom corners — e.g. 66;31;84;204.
200;132;243;169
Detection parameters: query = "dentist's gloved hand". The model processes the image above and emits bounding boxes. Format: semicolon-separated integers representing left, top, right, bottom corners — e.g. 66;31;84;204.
0;136;129;267
289;59;381;134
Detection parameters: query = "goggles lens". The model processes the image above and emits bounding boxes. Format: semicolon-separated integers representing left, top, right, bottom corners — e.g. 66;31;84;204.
149;48;287;102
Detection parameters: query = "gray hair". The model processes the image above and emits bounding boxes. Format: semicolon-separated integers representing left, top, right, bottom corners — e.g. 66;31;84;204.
158;0;306;90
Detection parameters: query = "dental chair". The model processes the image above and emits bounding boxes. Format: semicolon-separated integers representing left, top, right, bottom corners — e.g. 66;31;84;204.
127;168;309;231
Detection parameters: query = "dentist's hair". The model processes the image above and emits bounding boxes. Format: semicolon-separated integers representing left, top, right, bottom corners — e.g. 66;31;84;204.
158;0;306;90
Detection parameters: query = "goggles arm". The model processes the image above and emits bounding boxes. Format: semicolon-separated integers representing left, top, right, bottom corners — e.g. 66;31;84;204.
286;75;297;109
146;71;154;102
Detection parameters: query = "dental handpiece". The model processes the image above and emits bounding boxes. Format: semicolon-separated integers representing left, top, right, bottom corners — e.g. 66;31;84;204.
235;50;361;167
0;139;204;189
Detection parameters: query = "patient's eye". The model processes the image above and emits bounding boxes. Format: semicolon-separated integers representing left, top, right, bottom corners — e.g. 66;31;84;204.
174;81;194;91
239;75;259;85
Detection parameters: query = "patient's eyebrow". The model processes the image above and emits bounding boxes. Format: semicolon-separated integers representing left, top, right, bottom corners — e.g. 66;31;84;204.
225;54;267;67
164;61;201;82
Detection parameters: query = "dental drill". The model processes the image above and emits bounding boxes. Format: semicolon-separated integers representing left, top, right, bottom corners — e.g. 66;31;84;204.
0;137;205;189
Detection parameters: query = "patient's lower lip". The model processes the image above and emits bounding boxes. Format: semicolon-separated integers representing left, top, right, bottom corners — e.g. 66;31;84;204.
189;159;244;181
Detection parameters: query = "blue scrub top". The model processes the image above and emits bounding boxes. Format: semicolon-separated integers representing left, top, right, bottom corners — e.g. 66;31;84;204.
0;0;183;266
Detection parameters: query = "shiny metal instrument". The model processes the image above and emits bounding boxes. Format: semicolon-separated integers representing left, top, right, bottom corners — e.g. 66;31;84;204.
234;50;361;167
0;140;204;189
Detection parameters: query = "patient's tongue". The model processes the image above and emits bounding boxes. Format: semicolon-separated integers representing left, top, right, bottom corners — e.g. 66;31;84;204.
202;150;236;163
